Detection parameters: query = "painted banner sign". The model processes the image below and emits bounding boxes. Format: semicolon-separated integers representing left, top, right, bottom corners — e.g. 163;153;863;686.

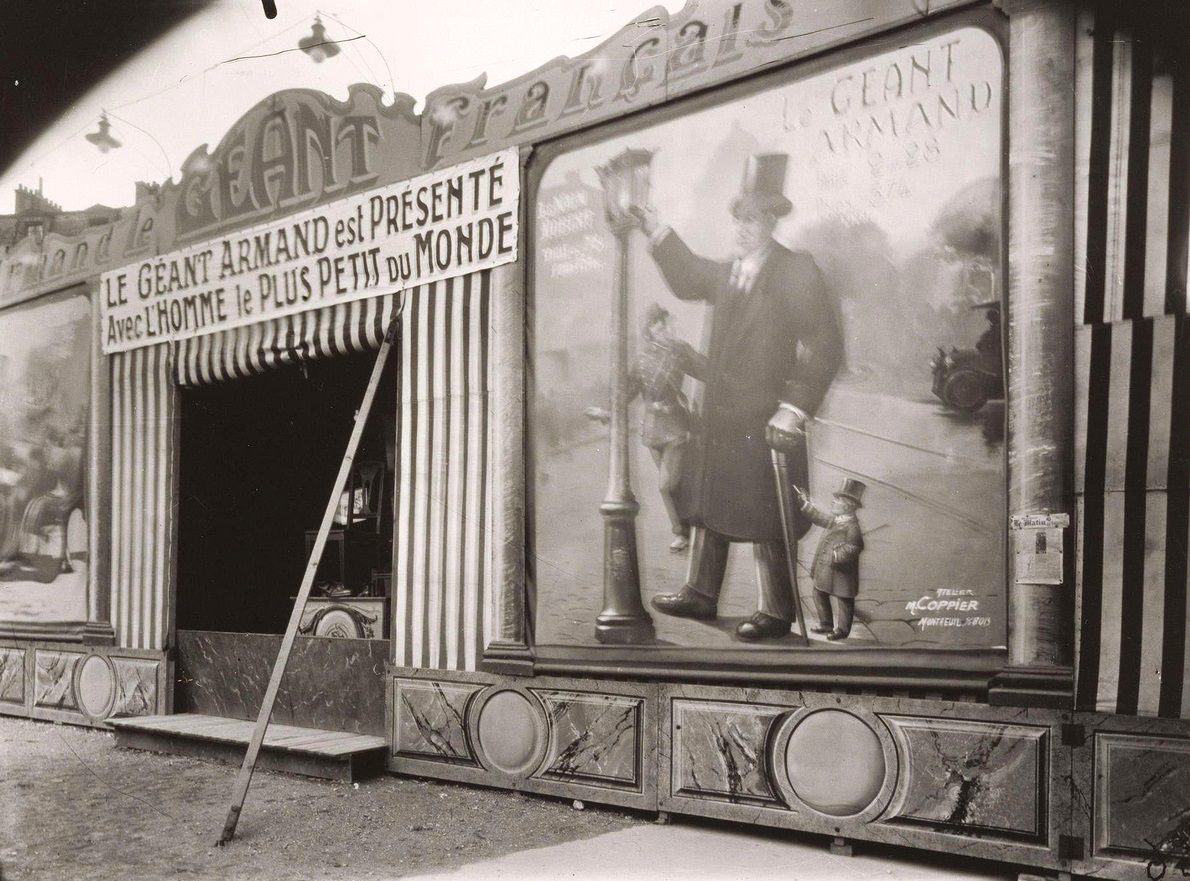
99;148;518;354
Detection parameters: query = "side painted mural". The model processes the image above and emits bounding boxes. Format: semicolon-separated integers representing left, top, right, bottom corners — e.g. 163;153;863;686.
531;23;1006;656
0;290;91;628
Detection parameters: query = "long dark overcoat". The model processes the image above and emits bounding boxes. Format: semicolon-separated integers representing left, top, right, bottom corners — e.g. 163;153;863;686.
650;232;843;543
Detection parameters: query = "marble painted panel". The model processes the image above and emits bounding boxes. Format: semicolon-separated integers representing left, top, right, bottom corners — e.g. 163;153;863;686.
0;647;25;706
534;690;641;789
34;650;81;710
176;630;387;735
298;598;387;640
393;679;478;765
670;699;784;807
110;658;159;717
880;716;1046;840
1094;732;1190;864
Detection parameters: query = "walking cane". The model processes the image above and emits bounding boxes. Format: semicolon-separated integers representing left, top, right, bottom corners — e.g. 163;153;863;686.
771;450;811;647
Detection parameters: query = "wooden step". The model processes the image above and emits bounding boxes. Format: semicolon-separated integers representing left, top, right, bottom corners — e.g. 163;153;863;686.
108;713;387;782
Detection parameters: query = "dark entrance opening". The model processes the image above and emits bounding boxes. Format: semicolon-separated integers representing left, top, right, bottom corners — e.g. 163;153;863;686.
176;351;396;634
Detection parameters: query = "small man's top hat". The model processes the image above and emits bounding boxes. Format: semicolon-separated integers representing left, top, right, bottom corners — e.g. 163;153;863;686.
833;478;866;507
731;153;793;218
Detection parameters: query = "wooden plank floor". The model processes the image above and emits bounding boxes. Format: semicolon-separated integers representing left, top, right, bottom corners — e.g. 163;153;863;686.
108;714;386;757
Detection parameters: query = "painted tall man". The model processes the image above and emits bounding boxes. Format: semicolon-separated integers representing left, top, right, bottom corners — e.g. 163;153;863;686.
632;153;843;641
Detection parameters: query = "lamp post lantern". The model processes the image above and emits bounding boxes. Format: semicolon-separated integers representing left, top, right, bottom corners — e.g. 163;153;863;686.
85;113;121;154
593;148;655;645
300;16;341;63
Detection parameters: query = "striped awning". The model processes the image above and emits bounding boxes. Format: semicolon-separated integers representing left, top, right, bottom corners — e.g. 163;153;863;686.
172;291;405;386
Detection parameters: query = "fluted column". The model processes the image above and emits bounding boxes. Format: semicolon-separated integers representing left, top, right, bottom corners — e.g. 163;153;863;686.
991;0;1077;706
484;259;533;673
84;284;115;645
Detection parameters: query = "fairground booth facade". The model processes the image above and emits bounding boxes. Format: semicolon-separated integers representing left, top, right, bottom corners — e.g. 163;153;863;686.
0;0;1187;877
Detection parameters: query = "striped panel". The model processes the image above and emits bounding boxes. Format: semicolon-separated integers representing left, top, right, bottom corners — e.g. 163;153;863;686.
173;293;402;386
1072;6;1094;319
1074;315;1190;717
110;344;176;651
1078;24;1190;323
393;270;493;671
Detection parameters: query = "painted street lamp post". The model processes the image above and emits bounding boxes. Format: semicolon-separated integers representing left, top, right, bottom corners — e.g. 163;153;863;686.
593;148;655;645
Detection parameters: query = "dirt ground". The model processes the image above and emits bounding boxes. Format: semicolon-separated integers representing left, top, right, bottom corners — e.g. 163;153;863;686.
0;716;643;881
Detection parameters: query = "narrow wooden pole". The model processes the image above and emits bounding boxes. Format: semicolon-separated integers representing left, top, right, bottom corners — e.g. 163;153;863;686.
217;316;398;845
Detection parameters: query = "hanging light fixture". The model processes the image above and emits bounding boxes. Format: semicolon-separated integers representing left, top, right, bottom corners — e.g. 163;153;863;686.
299;16;340;63
85;112;121;153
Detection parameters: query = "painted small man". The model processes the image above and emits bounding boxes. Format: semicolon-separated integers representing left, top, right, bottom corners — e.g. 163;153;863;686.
795;478;865;641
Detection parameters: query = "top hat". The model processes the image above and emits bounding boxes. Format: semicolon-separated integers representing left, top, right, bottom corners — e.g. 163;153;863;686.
833;478;866;507
731;153;793;218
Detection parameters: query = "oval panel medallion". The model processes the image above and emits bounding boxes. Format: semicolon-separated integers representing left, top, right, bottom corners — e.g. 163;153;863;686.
314;608;363;639
474;689;547;776
76;654;116;719
783;709;886;817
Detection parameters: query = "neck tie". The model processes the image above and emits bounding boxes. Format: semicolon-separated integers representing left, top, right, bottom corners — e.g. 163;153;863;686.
730;260;747;293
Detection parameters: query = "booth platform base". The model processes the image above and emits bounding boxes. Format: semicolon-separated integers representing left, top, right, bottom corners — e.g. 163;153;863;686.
108;713;387;782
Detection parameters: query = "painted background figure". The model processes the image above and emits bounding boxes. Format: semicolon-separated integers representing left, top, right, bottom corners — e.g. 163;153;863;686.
633;304;704;552
632;153;844;641
587;303;705;552
796;478;865;641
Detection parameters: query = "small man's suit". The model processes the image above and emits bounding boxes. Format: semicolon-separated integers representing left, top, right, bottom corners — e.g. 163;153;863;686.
801;500;864;637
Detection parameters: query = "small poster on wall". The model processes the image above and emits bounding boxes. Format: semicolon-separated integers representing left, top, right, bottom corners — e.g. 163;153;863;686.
531;25;1007;656
0;291;91;626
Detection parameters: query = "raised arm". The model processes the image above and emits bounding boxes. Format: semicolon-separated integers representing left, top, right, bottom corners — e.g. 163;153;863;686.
671;339;709;383
632;207;722;304
794;487;834;529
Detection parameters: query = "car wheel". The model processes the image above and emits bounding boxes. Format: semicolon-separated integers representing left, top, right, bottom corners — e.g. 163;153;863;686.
943;370;989;412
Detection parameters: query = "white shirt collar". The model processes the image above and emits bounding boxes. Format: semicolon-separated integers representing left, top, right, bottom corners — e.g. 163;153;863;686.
731;239;775;291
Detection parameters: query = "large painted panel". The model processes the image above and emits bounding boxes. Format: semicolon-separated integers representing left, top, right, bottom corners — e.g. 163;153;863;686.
110;658;161;718
531;22;1007;658
33;649;82;710
389;670;658;811
669;699;784;806
1093;732;1190;874
880;716;1047;840
392;679;480;765
0;646;26;707
536;689;643;790
0;639;165;726
659;686;1067;873
0;290;90;629
175;630;388;736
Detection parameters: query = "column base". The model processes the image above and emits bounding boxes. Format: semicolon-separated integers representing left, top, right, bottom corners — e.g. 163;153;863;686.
988;665;1074;709
597;499;653;645
82;621;117;645
594;613;655;645
482;640;535;676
